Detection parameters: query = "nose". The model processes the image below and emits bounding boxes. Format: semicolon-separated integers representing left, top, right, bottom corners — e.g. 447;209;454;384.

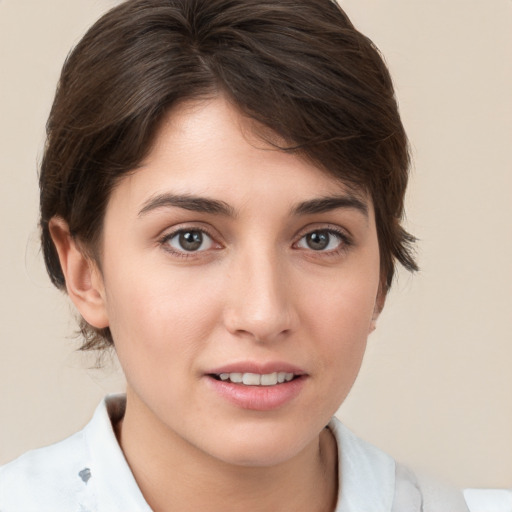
223;249;298;343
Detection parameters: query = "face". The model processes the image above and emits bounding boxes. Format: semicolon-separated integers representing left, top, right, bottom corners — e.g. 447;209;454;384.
95;97;382;467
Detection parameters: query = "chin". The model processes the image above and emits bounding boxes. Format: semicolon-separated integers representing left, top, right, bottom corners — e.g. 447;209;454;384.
201;425;317;468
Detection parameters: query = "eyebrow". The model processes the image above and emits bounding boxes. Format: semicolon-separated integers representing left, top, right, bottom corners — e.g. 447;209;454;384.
138;192;368;219
138;193;236;217
292;195;369;218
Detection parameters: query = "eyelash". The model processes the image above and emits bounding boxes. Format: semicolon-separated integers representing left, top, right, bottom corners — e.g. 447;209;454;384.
294;226;353;256
158;225;353;258
158;227;220;259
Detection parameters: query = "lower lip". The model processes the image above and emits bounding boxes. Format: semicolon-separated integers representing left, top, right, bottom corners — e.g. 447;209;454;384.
205;376;307;411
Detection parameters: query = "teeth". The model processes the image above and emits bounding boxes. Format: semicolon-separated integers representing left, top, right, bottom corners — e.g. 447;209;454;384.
242;373;261;385
229;372;243;383
216;372;296;386
260;372;277;386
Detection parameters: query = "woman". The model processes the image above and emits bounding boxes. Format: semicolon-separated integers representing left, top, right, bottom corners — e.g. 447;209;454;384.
0;0;468;510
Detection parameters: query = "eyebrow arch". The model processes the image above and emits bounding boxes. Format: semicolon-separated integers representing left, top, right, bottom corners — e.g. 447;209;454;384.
138;193;235;217
293;194;369;218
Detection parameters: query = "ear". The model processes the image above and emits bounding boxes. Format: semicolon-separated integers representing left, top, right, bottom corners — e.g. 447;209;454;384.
49;217;109;329
369;284;386;333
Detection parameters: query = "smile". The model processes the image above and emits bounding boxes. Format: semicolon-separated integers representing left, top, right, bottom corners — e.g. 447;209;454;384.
206;366;307;410
214;372;296;386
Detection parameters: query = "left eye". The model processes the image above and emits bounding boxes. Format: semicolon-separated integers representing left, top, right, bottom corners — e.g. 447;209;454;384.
165;230;215;252
296;230;343;251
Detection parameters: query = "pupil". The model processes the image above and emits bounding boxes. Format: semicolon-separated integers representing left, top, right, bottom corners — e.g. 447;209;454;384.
307;231;329;250
179;231;203;251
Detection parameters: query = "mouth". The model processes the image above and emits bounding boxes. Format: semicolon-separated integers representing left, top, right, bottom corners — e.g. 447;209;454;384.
210;372;298;386
205;362;307;409
206;369;306;410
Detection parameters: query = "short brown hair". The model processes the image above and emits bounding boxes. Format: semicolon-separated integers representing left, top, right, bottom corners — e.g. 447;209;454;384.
40;0;417;350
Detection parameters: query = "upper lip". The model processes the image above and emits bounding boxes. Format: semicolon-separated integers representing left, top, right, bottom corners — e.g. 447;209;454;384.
207;361;307;376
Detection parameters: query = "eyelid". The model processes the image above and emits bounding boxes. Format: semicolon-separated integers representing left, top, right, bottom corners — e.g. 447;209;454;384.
293;224;353;253
294;223;352;243
158;223;223;256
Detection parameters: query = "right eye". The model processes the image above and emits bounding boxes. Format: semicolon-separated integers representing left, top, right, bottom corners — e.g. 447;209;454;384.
164;229;216;253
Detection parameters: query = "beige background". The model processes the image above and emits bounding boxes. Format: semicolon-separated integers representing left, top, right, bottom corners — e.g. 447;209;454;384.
1;0;511;489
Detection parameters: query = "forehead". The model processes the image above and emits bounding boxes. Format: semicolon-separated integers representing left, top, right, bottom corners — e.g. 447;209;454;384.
107;96;373;219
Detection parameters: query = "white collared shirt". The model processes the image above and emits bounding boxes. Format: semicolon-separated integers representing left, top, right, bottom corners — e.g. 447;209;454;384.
0;395;468;511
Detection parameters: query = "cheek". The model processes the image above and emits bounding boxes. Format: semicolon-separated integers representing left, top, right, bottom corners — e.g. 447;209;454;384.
103;272;224;411
103;262;223;360
300;269;378;378
303;271;379;340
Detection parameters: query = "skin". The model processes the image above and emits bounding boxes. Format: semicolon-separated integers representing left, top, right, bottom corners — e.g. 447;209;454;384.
51;97;383;512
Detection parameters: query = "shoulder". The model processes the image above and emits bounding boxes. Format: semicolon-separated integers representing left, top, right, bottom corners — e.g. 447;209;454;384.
0;396;121;512
0;428;94;511
328;417;469;512
0;394;150;512
393;463;469;512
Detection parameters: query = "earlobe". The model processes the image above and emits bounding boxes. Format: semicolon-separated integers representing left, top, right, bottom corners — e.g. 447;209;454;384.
49;217;109;329
369;285;386;333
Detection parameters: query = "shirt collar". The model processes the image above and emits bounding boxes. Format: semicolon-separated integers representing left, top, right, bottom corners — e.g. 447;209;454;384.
83;394;152;512
329;417;396;512
84;395;395;512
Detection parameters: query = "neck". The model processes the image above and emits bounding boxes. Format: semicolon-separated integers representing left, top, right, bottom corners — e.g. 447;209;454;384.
116;390;338;512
